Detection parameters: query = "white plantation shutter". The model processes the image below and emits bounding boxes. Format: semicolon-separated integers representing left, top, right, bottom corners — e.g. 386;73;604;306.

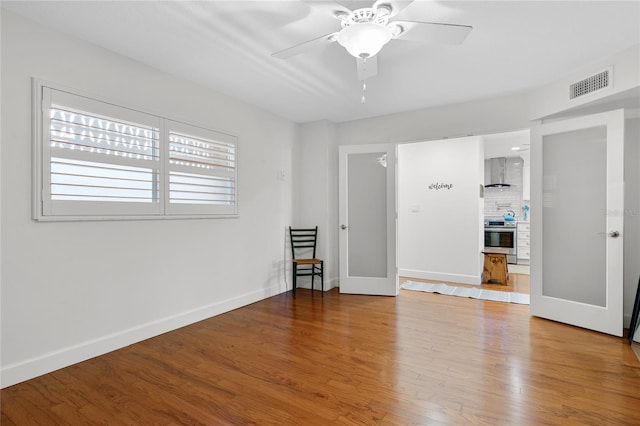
167;121;237;215
43;89;162;216
36;82;238;220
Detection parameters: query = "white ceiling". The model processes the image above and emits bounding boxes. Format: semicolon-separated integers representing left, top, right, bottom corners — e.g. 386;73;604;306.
483;129;530;160
3;1;639;123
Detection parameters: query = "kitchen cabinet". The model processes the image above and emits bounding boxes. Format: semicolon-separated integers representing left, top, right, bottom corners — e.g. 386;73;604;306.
517;221;530;264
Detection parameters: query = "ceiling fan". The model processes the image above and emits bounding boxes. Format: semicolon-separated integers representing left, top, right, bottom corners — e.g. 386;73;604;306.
272;0;473;82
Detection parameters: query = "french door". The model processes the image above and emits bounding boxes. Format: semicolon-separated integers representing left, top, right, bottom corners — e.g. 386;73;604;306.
530;109;624;336
338;144;398;295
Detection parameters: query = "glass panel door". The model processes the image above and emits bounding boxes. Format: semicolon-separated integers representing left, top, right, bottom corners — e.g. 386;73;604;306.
530;109;624;336
339;144;397;296
347;152;388;278
542;126;607;306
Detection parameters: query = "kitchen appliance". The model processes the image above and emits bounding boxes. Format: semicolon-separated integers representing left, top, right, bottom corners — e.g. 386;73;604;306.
484;157;511;188
484;217;517;264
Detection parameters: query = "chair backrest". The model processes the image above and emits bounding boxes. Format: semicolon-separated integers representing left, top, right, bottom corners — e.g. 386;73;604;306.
289;226;318;260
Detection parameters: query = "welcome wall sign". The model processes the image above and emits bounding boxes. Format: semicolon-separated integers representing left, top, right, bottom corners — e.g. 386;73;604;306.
428;182;454;191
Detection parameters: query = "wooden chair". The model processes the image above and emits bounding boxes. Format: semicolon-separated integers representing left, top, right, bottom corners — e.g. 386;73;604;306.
289;226;324;297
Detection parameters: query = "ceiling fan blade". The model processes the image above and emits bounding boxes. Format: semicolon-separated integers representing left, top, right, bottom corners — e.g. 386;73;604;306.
272;32;338;59
373;0;414;18
357;56;378;81
302;0;352;20
393;21;472;45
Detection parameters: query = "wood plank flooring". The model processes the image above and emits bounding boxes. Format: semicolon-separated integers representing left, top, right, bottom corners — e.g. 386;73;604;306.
2;285;640;425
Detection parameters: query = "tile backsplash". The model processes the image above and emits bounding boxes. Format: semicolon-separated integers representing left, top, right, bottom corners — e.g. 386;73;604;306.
484;187;522;219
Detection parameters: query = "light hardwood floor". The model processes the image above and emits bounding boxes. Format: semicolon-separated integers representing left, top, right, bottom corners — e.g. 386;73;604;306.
2;285;639;425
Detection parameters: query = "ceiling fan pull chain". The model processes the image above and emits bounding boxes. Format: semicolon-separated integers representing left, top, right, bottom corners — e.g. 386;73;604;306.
361;57;367;104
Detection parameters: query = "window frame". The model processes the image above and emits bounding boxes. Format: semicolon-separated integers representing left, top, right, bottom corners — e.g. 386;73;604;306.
33;79;239;221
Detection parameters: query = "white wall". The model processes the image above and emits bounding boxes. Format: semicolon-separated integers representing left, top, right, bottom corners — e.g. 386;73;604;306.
398;136;484;284
338;93;532;146
1;11;296;387
292;120;339;289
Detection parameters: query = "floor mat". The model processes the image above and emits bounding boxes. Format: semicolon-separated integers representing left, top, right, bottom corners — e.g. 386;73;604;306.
401;281;530;305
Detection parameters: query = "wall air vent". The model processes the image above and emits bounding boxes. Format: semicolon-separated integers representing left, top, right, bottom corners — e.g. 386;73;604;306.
569;67;612;100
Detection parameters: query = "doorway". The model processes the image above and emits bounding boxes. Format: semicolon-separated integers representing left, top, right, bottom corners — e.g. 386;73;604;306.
397;130;531;293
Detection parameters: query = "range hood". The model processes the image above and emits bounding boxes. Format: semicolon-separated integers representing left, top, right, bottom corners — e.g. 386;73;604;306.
485;157;511;188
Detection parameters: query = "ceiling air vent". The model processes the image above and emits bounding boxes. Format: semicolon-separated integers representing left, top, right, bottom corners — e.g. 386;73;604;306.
569;67;612;100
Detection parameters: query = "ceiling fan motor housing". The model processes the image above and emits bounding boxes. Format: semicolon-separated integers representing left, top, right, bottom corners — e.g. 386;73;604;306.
341;8;390;27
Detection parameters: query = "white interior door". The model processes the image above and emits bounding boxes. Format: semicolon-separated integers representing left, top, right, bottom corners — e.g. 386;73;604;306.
531;109;624;336
339;144;397;295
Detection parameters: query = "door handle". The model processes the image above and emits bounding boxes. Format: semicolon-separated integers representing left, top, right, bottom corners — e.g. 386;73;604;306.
341;224;349;230
598;230;620;238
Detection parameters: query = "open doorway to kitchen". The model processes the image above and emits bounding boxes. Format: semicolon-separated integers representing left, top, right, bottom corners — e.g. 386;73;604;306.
483;130;531;278
398;129;531;296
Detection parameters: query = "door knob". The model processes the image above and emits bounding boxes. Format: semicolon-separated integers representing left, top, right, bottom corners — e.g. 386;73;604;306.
341;224;349;230
609;230;620;238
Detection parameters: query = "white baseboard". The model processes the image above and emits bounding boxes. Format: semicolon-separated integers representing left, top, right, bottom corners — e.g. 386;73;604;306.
1;285;284;389
400;269;482;285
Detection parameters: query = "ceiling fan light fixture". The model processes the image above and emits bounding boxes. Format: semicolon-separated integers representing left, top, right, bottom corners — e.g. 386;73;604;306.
337;22;392;59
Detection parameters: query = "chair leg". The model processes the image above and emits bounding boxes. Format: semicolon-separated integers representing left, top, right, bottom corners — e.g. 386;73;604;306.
320;260;324;297
311;269;315;295
292;261;297;298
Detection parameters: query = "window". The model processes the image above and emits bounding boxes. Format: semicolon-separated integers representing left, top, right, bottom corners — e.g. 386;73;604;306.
167;121;236;216
34;81;237;220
